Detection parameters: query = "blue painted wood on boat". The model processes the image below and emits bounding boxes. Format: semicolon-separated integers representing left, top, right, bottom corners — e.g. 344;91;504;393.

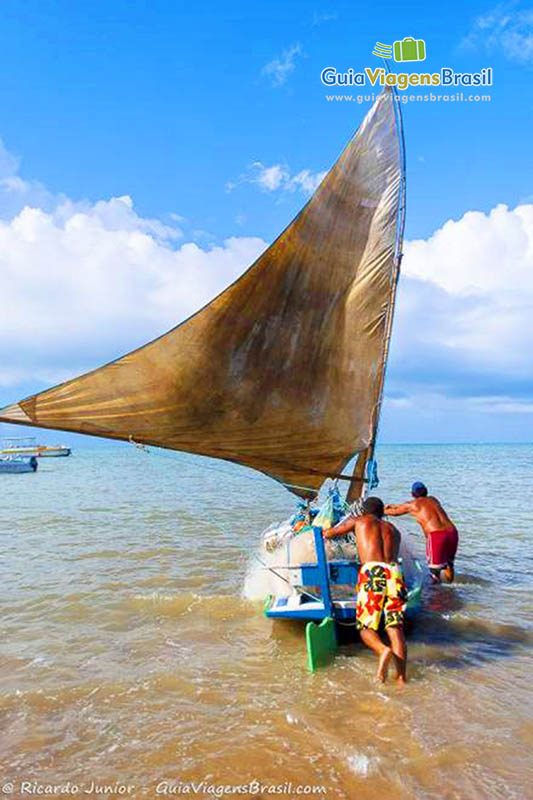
264;551;424;623
313;527;334;618
265;603;358;621
300;560;359;587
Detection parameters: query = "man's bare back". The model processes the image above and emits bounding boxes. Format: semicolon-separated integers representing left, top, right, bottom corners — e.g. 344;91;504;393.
352;514;401;564
385;482;458;584
323;512;401;562
385;496;453;538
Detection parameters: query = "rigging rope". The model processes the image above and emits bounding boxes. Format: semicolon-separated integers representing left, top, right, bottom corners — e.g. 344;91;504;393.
127;436;370;495
127;437;330;497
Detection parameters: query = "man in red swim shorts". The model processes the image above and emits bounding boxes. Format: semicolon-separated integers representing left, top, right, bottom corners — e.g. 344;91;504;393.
385;482;459;584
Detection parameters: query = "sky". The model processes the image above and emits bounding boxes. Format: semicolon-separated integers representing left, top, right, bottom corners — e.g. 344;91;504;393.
0;0;532;448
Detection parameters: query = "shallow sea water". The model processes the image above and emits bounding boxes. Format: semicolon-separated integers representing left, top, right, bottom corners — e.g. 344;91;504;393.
1;444;532;799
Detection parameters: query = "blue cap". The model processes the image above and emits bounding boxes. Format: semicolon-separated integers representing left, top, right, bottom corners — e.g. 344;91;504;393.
411;481;427;496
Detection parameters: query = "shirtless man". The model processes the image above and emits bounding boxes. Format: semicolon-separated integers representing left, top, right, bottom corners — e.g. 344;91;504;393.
385;482;458;584
322;496;407;683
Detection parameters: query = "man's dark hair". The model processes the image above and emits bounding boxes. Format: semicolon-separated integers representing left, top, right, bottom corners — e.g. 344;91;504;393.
363;496;384;518
411;481;428;498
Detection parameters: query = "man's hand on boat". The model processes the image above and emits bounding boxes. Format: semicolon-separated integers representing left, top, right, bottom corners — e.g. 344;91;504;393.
322;517;356;540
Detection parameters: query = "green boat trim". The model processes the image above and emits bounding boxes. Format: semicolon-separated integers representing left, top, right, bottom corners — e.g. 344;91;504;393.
263;594;273;617
306;617;337;672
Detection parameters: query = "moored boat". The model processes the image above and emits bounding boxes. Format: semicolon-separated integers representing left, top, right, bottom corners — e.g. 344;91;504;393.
36;445;71;457
0;455;38;474
0;437;71;457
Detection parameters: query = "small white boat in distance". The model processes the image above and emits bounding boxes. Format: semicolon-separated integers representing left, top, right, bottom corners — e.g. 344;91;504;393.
37;444;71;457
0;437;71;457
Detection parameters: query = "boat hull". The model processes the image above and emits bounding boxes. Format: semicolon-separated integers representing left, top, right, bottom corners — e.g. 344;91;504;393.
263;527;424;624
264;579;422;622
0;445;71;457
0;461;38;473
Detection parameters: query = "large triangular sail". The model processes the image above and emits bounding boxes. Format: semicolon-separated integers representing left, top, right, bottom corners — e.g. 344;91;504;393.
0;88;406;497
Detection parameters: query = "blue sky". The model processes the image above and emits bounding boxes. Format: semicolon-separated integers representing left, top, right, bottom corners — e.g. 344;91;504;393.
0;0;532;446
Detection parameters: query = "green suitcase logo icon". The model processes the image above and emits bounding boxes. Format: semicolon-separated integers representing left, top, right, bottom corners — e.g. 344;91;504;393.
393;37;426;62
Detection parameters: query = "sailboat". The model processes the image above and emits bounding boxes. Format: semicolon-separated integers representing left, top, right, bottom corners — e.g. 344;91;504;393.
0;454;38;473
0;87;422;668
0;437;71;457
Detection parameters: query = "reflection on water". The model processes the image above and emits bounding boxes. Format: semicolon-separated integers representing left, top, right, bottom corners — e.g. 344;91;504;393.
0;444;532;799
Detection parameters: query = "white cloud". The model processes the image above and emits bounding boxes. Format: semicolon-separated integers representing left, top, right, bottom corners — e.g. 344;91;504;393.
311;11;338;26
0;137;70;219
387;391;533;416
461;4;533;64
0;201;266;379
386;203;533;418
288;169;328;194
227;161;326;196
384;396;413;409
0;141;267;387
0;139;19;176
254;163;288;191
470;396;533;413
1;136;532;429
261;43;303;87
0;139;184;241
404;204;533;294
399;203;533;376
0;366;86;389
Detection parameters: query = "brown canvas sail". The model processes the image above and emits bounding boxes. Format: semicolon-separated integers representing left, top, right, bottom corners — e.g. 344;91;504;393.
0;88;406;497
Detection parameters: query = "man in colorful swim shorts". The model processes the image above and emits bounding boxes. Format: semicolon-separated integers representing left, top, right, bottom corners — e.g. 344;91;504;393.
385;482;459;584
323;496;408;684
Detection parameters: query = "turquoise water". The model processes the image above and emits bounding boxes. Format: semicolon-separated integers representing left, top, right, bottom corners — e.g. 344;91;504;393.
1;444;532;799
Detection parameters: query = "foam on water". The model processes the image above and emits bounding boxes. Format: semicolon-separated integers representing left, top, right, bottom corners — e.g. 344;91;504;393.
346;752;380;777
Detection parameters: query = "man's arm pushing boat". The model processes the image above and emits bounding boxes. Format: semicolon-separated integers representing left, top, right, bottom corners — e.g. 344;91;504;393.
384;501;413;516
385;482;459;584
322;516;357;540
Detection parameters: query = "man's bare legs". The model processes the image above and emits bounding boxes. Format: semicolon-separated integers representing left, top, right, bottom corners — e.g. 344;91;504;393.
386;625;407;684
430;565;455;584
442;563;454;583
359;628;392;682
